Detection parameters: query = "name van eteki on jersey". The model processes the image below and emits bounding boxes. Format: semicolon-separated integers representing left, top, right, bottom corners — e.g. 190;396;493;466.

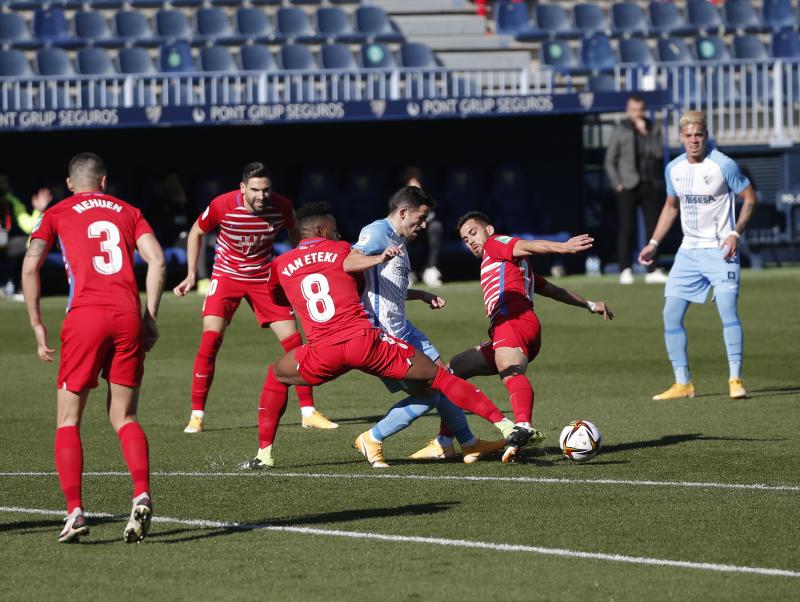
281;252;339;277
72;199;123;214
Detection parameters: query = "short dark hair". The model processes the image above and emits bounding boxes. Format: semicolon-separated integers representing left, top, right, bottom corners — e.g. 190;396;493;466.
456;211;491;232
295;201;334;229
241;162;269;183
388;185;435;213
627;94;645;105
68;153;106;181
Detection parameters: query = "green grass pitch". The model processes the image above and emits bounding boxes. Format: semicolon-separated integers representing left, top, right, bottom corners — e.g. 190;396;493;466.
1;269;799;600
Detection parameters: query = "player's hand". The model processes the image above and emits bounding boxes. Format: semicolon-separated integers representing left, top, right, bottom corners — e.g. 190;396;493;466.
142;312;159;351
426;294;446;310
32;324;54;362
562;234;594;254
591;302;614;321
720;234;739;260
379;245;403;263
31;188;53;212
638;243;657;266
173;274;196;296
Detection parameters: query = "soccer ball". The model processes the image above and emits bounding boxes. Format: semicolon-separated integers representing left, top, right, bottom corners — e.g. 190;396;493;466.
559;420;601;461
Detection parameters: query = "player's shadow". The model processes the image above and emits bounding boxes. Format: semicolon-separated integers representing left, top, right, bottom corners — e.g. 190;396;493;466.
0;515;121;540
746;385;800;398
599;433;783;455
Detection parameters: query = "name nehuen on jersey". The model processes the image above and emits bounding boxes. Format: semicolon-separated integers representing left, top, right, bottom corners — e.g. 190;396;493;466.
72;198;123;214
281;252;339;277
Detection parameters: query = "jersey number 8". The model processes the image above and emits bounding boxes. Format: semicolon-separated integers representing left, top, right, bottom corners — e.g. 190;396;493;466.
301;273;335;322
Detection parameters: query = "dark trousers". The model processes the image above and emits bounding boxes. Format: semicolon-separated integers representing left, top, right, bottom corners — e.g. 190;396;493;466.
616;182;662;271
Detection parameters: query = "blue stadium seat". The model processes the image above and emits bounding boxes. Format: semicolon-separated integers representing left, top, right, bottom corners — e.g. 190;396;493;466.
360;43;395;68
195;7;240;46
36;47;74;76
320;43;357;69
170;0;202;7
649;2;696;37
0;12;41;50
34;8;82;49
619;37;654;64
7;0;40;9
240;44;276;71
588;73;616;92
724;0;766;34
542;40;581;72
0;48;31;76
159;40;195;72
762;0;796;30
75;11;122;49
130;0;165;7
355;6;403;43
210;0;244;6
535;4;579;39
495;1;542;40
115;11;159;48
657;37;693;62
290;0;322;5
399;42;438;68
251;0;282;5
581;34;617;71
732;35;769;59
611;3;649;37
77;46;116;74
279;44;316;70
317;7;364;44
117;46;157;73
200;45;237;72
772;27;800;58
88;1;125;8
574;4;608;36
687;0;724;35
44;0;84;8
695;36;730;61
276;7;323;44
156;10;192;41
235;8;274;44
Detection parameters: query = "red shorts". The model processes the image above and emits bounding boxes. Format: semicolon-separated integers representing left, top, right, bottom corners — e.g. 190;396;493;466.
59;307;144;391
202;274;293;327
294;328;415;386
479;310;542;372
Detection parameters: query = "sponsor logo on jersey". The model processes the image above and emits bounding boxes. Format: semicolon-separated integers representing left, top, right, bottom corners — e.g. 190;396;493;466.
495;235;513;244
728;271;736;280
683;195;715;205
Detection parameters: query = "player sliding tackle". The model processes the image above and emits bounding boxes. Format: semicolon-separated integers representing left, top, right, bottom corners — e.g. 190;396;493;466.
413;212;614;463
242;203;524;469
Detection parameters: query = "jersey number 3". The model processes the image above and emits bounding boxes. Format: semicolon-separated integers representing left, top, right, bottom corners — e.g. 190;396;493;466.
88;220;123;275
301;273;335;322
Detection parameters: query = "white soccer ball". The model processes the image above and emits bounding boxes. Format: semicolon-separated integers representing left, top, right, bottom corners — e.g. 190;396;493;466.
559;420;601;461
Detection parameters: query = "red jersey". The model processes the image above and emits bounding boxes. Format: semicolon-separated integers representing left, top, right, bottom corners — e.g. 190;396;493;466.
480;234;548;323
197;190;295;283
269;238;373;345
30;191;153;314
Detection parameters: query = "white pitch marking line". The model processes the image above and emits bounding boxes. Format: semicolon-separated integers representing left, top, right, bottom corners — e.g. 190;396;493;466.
1;505;798;579
1;471;798;493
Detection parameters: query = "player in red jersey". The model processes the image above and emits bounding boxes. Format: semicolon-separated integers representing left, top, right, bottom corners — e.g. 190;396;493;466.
21;153;165;543
415;211;613;462
173;163;336;433
241;203;524;469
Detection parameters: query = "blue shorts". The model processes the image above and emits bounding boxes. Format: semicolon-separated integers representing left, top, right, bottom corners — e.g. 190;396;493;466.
665;247;740;304
381;322;439;393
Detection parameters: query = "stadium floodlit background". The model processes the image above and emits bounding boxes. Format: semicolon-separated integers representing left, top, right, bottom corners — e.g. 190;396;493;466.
1;0;799;599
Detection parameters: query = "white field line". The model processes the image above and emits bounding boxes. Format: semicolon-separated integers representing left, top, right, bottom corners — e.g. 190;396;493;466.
1;505;798;579
0;471;798;493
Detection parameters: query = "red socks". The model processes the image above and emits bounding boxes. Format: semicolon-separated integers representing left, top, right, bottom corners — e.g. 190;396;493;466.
54;426;83;513
280;332;314;408
431;367;505;424
504;374;534;424
191;330;224;411
258;366;289;448
118;422;150;498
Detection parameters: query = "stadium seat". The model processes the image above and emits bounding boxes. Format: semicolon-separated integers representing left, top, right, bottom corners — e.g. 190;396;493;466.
156;10;193;41
588;73;616;92
360;43;395;68
75;11;122;49
772;27;800;58
695;36;730;61
251;0;282;5
535;4;579;39
159;40;196;72
46;0;84;8
611;3;649;37
762;0;796;30
118;46;157;73
0;48;31;77
240;44;277;71
687;0;724;35
354;6;403;43
495;1;542;40
657;37;693;62
541;40;581;72
130;0;166;7
581;34;617;72
320;43;357;70
88;1;125;8
235;8;274;44
77;46;116;75
0;12;41;50
279;44;316;70
276;7;323;44
171;0;202;7
649;3;696;37
36;47;74;76
200;45;237;72
33;8;82;49
195;8;240;46
724;0;767;34
317;7;365;44
399;42;439;68
619;37;655;64
115;11;159;48
574;4;609;36
210;0;243;6
290;0;322;5
732;34;769;60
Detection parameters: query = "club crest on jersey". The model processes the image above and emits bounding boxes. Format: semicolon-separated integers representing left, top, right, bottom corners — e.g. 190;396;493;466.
495;235;513;244
357;233;370;246
728;271;736;280
703;174;711;185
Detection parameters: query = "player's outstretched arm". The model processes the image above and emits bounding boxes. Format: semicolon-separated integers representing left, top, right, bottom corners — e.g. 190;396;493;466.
537;281;614;321
407;288;446;309
343;246;403;273
137;232;166;352
21;238;55;362
639;196;679;266
173;220;204;296
513;234;593;257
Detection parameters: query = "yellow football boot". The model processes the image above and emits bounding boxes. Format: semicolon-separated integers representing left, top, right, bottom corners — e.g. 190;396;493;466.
729;378;747;399
461;438;506;464
354;432;389;468
409;439;456;460
301;410;339;429
183;414;204;433
652;383;695;400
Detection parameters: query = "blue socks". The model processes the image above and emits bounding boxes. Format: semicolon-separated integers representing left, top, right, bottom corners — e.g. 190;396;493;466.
663;296;691;384
715;292;743;379
370;393;473;445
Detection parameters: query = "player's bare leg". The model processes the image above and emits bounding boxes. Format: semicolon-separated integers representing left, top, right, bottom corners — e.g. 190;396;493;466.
270;319;337;429
185;315;228;433
107;383;152;543
55;388;90;543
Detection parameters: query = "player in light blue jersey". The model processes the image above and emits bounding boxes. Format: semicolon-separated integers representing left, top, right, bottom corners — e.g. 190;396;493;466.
351;186;506;467
639;111;758;400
